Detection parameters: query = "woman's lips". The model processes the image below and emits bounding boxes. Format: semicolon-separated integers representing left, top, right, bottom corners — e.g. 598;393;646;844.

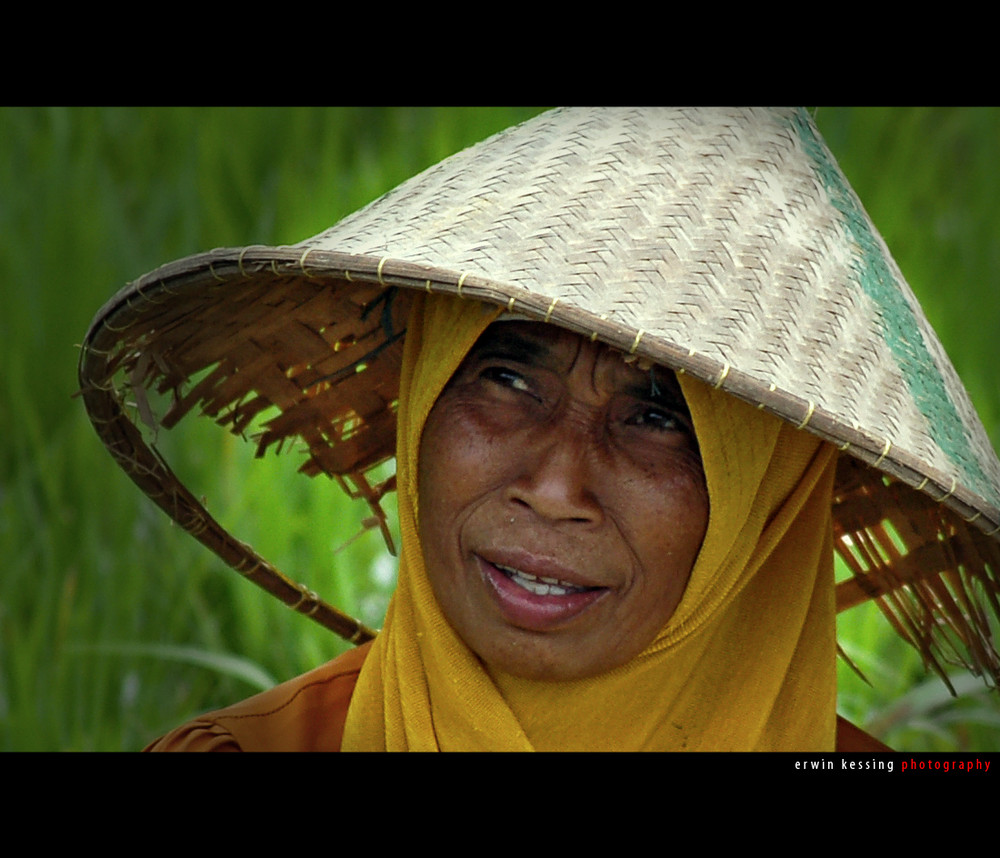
475;554;609;631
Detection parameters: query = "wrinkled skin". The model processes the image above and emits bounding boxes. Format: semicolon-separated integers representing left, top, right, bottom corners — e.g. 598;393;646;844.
418;322;709;681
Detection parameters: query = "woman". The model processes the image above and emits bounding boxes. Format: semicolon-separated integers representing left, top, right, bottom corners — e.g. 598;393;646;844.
79;108;1000;751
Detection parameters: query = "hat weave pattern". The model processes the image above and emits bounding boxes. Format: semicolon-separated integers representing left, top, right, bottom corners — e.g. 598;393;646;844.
295;107;1000;516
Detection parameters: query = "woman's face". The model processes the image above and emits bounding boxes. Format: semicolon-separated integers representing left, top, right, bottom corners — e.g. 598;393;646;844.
418;322;709;681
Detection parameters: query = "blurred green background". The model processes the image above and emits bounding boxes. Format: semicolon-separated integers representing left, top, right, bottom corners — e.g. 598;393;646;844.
2;107;998;751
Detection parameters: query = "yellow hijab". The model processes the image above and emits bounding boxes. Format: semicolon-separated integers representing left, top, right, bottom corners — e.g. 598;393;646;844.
342;293;838;751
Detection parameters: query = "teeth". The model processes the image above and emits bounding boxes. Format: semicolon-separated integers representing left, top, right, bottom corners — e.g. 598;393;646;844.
495;563;584;596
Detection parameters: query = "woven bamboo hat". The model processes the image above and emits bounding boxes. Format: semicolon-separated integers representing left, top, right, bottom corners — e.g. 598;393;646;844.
79;107;1000;687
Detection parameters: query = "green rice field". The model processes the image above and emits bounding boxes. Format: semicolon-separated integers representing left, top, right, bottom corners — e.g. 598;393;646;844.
2;106;999;751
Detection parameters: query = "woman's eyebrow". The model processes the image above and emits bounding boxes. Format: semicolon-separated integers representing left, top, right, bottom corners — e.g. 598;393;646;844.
469;327;553;364
623;369;692;414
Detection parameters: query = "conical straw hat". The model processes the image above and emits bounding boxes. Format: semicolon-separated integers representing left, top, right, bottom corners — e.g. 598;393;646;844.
79;107;1000;686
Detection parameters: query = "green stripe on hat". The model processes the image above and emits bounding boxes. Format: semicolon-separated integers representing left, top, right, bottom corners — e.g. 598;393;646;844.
789;109;993;502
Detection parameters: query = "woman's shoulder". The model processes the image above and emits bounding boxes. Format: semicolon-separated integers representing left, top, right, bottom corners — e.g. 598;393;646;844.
835;715;892;752
144;642;372;752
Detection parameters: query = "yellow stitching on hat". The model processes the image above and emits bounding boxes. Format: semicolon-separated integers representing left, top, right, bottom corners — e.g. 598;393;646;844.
81;371;114;390
916;477;929;491
123;291;143;315
713;362;730;389
348;626;367;644
590;314;608;342
545;297;560;322
344;269;353;282
377;256;389;286
427;280;435;293
158;278;181;298
937;477;957;503
984;521;1000;536
298;248;316;279
291;587;318;612
241;561;262;579
208;262;225;283
873;439;892;467
102;314;131;334
964;510;982;524
677;347;696;375
136;280;169;306
271;259;281;276
236;559;262;580
457;272;469;297
507;295;517;311
186;515;208;537
796;400;816;429
238;247;252;278
838;434;851;450
758;382;777;409
629;329;645;354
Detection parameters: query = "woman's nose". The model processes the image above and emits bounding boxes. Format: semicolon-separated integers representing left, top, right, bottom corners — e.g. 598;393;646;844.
504;422;604;525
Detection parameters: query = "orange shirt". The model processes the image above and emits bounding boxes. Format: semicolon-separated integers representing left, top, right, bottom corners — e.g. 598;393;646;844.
145;642;371;752
145;638;888;751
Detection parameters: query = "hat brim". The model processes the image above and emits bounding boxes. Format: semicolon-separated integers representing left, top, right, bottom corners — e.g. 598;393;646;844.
80;242;1000;686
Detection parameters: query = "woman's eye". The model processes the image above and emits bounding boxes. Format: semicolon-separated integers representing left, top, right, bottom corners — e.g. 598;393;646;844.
481;366;532;394
628;406;681;433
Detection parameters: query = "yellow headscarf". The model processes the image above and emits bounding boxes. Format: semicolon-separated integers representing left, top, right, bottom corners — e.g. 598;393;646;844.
342;292;838;751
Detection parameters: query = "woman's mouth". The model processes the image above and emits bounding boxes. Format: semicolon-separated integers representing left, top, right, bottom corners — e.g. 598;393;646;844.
476;555;608;631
